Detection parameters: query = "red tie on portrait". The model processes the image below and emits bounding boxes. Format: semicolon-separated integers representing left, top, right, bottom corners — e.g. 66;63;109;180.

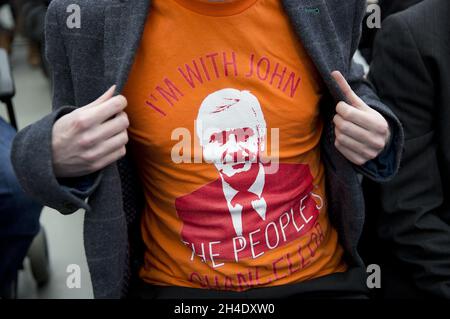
230;190;263;235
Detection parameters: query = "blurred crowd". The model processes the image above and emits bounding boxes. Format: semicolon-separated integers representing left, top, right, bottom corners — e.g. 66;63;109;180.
0;0;49;69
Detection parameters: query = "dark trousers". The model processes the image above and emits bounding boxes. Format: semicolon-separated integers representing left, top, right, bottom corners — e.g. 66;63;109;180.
0;117;42;293
128;266;370;299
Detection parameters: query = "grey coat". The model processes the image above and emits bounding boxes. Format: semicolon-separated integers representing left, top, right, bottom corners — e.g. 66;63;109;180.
11;0;404;298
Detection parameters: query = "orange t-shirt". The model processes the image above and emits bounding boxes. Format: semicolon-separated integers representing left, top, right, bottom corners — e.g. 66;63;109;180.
122;0;346;291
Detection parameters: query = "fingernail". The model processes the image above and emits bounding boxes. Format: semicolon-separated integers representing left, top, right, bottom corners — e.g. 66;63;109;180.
100;85;115;98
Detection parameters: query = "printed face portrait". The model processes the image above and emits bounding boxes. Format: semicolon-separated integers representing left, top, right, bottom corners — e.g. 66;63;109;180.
196;89;267;178
203;127;258;177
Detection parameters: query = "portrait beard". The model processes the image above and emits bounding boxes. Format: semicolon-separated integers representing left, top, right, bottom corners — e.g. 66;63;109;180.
220;159;260;192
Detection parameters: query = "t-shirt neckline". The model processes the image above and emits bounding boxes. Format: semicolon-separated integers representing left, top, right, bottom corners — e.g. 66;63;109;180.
173;0;259;17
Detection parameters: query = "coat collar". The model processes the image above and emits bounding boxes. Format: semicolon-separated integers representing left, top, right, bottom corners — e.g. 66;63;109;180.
104;0;152;93
281;0;346;101
104;0;345;101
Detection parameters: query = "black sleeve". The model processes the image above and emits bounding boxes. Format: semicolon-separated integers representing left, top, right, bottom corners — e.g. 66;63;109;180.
368;14;450;298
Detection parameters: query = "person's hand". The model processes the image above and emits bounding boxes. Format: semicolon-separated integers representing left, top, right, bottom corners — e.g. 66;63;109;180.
52;85;129;178
331;71;390;166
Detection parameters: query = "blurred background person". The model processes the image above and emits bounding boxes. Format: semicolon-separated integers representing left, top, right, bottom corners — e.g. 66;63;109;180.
359;0;424;63
0;115;43;298
0;0;79;299
0;0;49;69
17;0;49;69
363;0;450;298
0;0;14;54
0;1;47;295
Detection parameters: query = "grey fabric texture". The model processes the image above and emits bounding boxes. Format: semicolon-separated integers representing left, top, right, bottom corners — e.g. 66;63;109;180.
11;0;404;299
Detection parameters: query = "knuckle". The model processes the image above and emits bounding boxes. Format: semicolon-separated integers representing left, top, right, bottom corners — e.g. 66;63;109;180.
334;119;341;130
116;95;128;107
335;133;345;144
378;122;389;136
121;131;129;145
81;151;97;163
333;114;340;125
121;113;130;127
334;139;341;148
357;159;367;166
342;107;353;119
118;147;127;158
361;149;371;159
354;157;366;166
90;161;104;172
337;102;350;117
78;134;94;149
73;114;88;131
363;149;377;160
373;138;385;150
339;122;350;134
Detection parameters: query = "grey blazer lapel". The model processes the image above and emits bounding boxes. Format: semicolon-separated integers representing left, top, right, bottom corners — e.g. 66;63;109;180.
281;0;346;101
104;0;151;92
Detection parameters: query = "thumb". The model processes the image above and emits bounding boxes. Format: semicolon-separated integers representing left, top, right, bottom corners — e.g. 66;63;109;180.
84;85;116;108
331;71;366;109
